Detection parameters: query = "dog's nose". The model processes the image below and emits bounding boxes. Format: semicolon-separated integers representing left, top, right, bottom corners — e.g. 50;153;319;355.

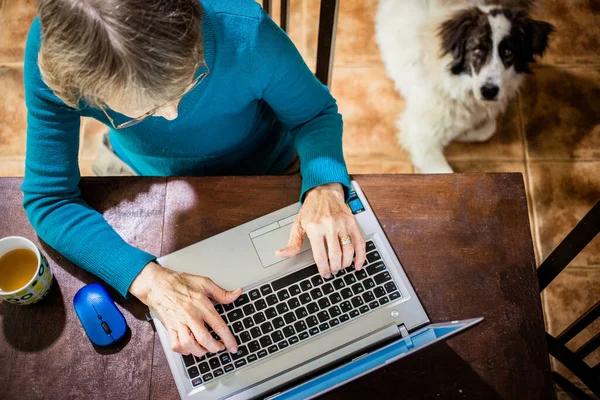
481;85;499;101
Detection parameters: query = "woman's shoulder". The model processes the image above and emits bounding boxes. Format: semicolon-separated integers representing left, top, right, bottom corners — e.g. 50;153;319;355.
203;0;263;20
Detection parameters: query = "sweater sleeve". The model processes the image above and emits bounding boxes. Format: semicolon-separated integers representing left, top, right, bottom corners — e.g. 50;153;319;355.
256;12;351;202
21;19;156;297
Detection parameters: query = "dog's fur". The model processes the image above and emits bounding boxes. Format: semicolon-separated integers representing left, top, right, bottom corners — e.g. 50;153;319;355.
376;0;554;173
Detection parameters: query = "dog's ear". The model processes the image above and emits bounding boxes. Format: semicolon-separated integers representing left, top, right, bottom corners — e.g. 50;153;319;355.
439;8;482;75
512;12;555;72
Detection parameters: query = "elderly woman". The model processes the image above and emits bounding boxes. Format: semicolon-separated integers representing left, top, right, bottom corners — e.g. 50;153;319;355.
22;0;365;357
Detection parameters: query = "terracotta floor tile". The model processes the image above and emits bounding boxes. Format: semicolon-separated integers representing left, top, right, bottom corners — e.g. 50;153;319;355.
80;117;107;160
543;266;600;388
531;0;600;65
305;0;381;67
0;66;26;157
0;157;24;176
346;155;413;174
528;161;600;267
445;100;525;162
332;64;409;162
0;0;37;64
450;160;526;174
521;66;600;160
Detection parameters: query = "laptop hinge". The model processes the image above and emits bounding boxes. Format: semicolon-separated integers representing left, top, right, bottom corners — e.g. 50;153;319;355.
398;324;409;338
399;324;415;349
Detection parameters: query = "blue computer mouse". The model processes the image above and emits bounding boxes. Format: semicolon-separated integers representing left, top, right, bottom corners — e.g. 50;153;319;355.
73;283;127;346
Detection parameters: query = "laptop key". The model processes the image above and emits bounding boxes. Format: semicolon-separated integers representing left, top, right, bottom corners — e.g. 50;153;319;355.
322;283;334;295
248;340;260;353
255;299;267;311
367;261;386;276
373;287;386;298
265;307;277;319
277;289;290;302
360;305;370;314
374;271;391;285
309;327;320;336
330;318;340;327
203;373;214;382
300;280;313;291
191;377;203;387
341;288;353;300
195;355;206;363
384;282;397;293
319;322;330;332
340;301;352;313
329;292;342;304
232;321;244;334
209;358;221;369
289;336;299;345
227;309;244;322
362;291;375;303
329;305;342;318
272;264;318;291
198;362;210;374
219;353;232;365
214;304;224;315
351;282;364;295
224;364;235;373
310;288;323;300
351;296;364;308
340;314;350;323
299;331;310;340
344;275;357;285
317;310;330;323
249;289;261;301
250;327;262;339
272;330;285;343
363;278;375;289
242;304;256;316
268;345;278;354
188;366;200;378
311;275;324;286
283;326;296;338
223;303;235;312
284;312;297;324
390;291;401;300
356;269;368;280
349;310;360;318
232;346;248;360
289;284;301;296
278;340;289;350
247;354;258;363
242;317;254;329
260;284;273;296
307;302;319;314
333;280;345;290
369;301;379;310
318;297;331;309
234;360;246;368
294;320;308;332
266;294;279;306
366;241;376;252
258;350;268;359
234;294;250;308
306;316;319;328
379;296;389;305
259;336;273;348
287;297;300;309
299;293;312;305
182;354;195;367
273;317;285;329
213;368;224;377
260;321;274;335
366;251;381;264
276;303;289;314
253;312;266;324
295;307;308;319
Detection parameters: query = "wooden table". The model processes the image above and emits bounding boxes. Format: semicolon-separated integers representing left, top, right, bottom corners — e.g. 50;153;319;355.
0;175;553;399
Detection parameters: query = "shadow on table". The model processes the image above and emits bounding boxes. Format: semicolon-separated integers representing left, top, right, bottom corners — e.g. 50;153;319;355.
0;276;65;352
321;342;502;400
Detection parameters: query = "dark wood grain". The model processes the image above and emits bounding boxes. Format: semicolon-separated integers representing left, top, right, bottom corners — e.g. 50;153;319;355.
0;175;553;400
0;177;166;400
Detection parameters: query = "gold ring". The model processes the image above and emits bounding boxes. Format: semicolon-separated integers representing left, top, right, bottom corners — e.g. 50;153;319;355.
340;235;352;246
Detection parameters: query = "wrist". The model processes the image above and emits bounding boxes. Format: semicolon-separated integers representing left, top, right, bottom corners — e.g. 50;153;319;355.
129;261;164;304
306;183;344;201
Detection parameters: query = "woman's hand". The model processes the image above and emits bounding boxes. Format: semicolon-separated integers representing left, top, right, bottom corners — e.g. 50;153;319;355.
276;183;366;278
130;262;241;357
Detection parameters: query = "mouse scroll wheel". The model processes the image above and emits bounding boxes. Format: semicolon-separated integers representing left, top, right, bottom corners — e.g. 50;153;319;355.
101;321;112;335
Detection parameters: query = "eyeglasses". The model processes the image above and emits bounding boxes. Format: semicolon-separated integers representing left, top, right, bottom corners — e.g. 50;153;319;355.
101;61;210;130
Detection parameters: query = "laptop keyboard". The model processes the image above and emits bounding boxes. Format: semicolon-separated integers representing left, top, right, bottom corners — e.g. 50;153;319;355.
181;239;402;387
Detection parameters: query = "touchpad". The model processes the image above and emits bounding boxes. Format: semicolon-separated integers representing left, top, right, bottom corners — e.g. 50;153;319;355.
251;225;312;268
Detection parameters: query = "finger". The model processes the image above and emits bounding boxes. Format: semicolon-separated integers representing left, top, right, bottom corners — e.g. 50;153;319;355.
202;278;243;304
178;325;209;357
307;229;330;278
325;231;343;275
188;318;225;354
168;328;184;354
350;225;367;270
276;221;305;258
204;306;239;353
339;230;355;269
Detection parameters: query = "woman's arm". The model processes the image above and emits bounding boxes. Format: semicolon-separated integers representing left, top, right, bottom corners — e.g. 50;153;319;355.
22;19;156;297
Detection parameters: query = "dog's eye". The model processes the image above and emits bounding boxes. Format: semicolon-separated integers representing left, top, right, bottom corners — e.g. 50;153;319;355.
503;49;513;57
473;48;484;56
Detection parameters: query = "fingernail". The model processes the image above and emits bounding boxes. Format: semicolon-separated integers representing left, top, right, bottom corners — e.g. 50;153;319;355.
231;346;238;353
324;274;331;279
234;287;243;293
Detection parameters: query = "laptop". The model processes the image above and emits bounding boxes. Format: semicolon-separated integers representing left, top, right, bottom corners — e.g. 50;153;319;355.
151;181;483;399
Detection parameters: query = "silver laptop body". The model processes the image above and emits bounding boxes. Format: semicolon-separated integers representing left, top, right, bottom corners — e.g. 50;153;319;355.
152;181;430;399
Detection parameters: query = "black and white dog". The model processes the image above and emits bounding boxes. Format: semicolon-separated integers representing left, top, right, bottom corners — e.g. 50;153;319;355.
376;0;554;173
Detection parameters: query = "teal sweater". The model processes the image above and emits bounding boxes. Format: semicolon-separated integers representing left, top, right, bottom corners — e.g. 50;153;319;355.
22;0;350;297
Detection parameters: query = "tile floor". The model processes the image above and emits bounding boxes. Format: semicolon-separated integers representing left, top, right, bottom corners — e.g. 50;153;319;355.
0;0;598;397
